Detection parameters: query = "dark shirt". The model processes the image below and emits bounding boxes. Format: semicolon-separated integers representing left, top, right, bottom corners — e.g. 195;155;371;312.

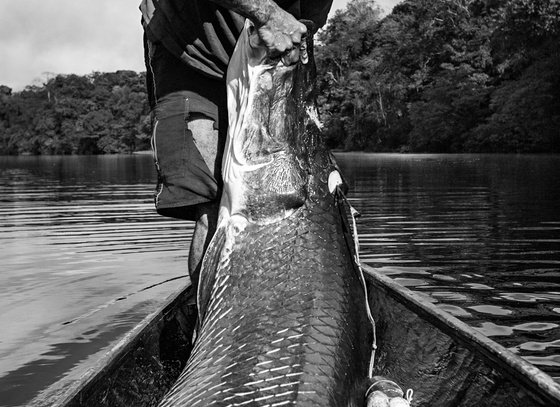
141;0;333;80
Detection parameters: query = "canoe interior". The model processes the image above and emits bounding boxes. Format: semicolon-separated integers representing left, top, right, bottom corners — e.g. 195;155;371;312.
31;268;560;407
363;264;560;407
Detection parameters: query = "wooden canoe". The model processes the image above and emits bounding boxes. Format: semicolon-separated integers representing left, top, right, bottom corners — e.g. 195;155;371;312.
29;264;560;407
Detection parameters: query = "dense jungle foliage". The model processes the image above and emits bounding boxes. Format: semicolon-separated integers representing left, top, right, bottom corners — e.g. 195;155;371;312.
0;71;151;155
1;0;559;155
317;0;560;153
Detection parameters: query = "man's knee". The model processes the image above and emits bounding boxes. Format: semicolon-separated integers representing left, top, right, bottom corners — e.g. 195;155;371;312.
189;114;220;177
150;94;222;221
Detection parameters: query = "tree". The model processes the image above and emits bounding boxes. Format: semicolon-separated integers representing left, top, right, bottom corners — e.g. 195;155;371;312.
409;67;491;152
316;0;384;149
468;54;560;153
0;71;151;155
313;0;560;153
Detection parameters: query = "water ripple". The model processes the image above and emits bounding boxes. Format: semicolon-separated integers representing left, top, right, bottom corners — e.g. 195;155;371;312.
337;153;560;380
0;155;192;405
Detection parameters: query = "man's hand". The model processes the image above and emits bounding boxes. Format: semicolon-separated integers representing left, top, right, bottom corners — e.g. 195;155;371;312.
255;7;307;65
210;0;307;65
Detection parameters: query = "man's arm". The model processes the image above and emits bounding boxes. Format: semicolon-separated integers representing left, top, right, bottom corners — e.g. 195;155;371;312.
209;0;307;59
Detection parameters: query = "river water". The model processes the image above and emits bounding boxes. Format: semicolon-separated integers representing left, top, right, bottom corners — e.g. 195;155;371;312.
0;153;559;405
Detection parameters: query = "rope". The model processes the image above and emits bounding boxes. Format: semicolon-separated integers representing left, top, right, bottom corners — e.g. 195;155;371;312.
336;185;414;404
337;186;377;378
405;389;414;403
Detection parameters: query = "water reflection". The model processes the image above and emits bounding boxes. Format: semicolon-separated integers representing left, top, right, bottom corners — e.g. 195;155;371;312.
0;155;190;406
1;153;559;404
336;153;560;379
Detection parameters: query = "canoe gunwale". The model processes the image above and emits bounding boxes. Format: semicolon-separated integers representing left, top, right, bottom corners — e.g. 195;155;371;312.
31;266;560;406
30;283;194;407
361;263;560;405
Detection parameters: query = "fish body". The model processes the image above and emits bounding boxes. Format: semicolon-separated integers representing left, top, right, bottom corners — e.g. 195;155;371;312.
159;20;370;407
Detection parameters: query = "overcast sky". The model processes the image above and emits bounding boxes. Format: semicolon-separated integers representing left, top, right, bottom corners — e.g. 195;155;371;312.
1;0;401;92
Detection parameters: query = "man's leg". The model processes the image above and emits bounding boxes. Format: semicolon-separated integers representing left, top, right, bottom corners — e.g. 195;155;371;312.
187;116;222;287
188;201;218;288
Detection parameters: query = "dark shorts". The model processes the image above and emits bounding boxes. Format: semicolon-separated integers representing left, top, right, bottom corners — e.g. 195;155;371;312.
145;37;228;221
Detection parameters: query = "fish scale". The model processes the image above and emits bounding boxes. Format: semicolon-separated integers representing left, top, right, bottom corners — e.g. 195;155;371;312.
158;19;370;407
159;194;369;407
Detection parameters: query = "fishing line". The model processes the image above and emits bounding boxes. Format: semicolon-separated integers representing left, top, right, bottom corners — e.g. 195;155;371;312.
60;275;188;326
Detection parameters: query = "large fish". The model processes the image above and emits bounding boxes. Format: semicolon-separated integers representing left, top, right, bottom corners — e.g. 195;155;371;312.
159;20;372;407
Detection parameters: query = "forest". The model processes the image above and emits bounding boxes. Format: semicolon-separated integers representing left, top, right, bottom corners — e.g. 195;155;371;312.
1;0;559;155
0;71;151;155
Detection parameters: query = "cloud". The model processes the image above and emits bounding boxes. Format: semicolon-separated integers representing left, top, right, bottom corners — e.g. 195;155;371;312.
0;0;402;92
0;0;144;91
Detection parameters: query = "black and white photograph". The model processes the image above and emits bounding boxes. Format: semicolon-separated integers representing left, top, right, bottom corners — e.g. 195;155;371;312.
1;1;559;406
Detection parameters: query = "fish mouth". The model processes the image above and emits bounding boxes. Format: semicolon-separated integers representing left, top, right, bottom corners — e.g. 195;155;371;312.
222;20;319;224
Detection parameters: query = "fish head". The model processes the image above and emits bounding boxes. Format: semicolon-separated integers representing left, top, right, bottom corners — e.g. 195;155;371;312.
223;20;325;224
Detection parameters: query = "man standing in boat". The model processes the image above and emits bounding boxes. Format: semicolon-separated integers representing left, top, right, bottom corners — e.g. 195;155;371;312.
140;0;333;289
